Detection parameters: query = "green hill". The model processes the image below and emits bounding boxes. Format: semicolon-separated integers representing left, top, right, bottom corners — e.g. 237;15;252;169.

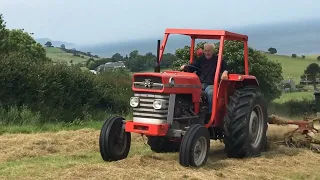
263;53;319;83
45;47;99;66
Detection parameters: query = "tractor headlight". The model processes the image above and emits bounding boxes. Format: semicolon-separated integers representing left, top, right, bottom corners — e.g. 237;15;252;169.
130;97;139;107
169;77;175;87
153;99;166;110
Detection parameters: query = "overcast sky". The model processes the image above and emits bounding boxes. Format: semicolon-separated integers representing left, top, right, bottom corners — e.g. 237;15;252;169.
0;0;319;45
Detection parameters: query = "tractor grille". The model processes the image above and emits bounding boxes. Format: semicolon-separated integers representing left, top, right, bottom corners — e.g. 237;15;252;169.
133;93;169;123
133;76;163;90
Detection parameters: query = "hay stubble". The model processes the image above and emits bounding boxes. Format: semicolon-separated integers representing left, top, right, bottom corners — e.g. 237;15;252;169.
0;125;320;180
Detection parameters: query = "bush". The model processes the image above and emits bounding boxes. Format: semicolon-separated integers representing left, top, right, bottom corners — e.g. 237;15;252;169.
0;54;132;124
270;98;315;116
317;56;320;61
302;55;305;59
0;105;41;125
295;84;304;89
292;54;297;58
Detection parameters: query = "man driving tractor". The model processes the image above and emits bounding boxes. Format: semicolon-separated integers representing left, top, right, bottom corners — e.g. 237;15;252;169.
180;43;229;115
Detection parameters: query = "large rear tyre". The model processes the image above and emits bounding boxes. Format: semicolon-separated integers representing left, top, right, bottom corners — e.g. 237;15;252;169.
223;86;268;158
147;136;180;153
179;124;210;167
99;116;131;161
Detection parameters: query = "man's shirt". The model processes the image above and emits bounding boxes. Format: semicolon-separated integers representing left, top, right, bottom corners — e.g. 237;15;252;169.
188;54;227;85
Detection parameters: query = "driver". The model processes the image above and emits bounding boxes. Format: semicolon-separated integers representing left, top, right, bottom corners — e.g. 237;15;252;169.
180;43;228;115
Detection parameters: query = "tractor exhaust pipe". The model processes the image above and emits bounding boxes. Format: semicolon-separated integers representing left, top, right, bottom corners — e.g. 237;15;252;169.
154;40;160;73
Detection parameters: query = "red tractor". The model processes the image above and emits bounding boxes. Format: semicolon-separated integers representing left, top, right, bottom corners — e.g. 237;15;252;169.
99;29;268;167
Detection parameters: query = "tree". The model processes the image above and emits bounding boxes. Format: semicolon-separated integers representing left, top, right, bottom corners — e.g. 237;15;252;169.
45;41;52;47
60;44;65;49
161;53;178;68
302;55;305;59
129;50;139;59
317;56;320;61
303;63;320;90
0;15;49;63
172;41;283;101
0;14;9;53
268;47;277;54
292;54;297;58
111;53;124;62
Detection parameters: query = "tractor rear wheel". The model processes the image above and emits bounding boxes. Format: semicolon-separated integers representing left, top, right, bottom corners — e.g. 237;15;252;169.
99;116;131;161
179;124;210;167
223;86;268;158
147;136;180;153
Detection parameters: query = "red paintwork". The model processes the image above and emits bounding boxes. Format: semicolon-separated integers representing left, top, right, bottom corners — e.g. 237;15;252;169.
132;71;202;103
128;28;258;132
125;121;169;136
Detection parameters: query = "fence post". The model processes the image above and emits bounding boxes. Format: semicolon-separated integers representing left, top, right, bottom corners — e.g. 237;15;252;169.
314;92;320;117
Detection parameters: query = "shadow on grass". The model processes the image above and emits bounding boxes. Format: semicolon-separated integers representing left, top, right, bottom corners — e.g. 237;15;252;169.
203;140;303;170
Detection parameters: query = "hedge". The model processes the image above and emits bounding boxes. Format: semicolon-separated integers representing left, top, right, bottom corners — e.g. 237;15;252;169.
0;54;132;124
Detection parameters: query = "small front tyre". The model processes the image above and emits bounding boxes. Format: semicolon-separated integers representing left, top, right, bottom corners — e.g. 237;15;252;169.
179;124;210;167
99;116;131;161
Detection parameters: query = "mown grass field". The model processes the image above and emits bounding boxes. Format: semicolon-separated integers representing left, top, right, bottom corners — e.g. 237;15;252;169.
0;124;319;180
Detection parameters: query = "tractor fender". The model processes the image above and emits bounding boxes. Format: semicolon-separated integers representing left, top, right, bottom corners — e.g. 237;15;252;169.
228;74;259;87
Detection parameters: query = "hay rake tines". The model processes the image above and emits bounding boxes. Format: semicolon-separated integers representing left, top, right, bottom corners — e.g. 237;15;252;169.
268;115;320;152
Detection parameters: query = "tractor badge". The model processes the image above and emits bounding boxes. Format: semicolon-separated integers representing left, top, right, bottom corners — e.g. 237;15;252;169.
144;79;153;88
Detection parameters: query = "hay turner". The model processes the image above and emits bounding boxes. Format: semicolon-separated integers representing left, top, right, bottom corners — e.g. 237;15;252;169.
268;115;320;152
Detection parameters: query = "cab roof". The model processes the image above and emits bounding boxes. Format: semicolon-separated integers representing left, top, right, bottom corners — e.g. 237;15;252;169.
164;28;248;41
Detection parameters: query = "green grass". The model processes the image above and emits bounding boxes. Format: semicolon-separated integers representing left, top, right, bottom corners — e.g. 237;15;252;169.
45;47;100;66
273;91;314;103
306;54;320;59
0;120;103;135
264;53;318;83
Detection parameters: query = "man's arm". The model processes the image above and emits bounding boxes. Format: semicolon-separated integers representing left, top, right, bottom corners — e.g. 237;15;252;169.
221;59;228;73
220;58;229;80
182;58;200;73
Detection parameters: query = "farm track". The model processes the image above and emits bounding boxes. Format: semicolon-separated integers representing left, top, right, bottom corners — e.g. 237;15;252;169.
0;124;320;180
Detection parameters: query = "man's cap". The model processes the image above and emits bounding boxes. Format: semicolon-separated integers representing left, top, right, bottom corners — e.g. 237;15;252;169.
196;48;203;56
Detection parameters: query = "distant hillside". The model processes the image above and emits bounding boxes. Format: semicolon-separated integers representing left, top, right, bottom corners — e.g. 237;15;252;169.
45;47;99;69
36;38;76;49
77;18;320;57
263;53;319;83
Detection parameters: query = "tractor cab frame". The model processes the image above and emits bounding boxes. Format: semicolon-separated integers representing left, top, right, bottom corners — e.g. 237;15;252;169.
154;29;257;129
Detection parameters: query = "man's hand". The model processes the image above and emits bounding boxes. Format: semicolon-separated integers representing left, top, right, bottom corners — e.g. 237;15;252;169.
221;70;228;80
180;65;186;70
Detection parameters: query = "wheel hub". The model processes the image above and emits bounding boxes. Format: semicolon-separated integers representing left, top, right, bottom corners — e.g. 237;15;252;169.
193;136;207;166
249;105;264;148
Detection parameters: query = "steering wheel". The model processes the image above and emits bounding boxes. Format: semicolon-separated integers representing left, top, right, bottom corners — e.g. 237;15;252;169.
182;64;201;72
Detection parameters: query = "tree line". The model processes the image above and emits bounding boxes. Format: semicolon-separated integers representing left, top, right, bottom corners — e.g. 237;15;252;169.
85;50;179;72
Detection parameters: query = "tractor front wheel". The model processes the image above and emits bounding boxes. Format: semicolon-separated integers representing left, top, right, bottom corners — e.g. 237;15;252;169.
99;116;131;161
223;86;268;158
179;124;210;167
